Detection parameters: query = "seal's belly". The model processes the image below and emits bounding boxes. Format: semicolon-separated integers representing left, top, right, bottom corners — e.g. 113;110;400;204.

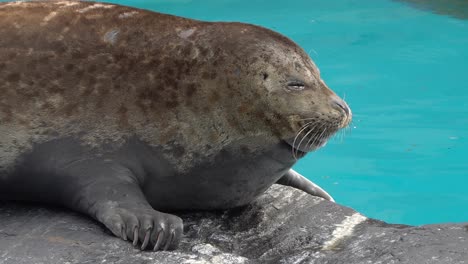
143;153;293;210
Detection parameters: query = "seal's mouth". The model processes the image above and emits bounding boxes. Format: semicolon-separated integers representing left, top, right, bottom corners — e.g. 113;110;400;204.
281;97;352;159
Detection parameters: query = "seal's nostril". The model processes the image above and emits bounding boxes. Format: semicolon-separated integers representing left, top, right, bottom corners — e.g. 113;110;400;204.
331;98;350;116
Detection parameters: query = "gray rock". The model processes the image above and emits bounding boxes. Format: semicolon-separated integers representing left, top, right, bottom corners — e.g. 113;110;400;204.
1;185;467;264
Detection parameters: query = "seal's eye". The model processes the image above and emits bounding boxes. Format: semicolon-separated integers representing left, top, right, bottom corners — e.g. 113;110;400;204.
287;81;305;91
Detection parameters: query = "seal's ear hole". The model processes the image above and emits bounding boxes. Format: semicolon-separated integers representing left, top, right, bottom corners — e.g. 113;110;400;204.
262;73;269;80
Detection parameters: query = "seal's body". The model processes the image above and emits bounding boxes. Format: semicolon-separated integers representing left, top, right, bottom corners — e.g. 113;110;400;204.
0;1;351;250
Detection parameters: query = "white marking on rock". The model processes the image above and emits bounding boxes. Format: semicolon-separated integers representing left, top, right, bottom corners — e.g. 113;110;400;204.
178;28;196;39
118;11;139;19
77;3;114;13
322;213;367;250
191;243;221;256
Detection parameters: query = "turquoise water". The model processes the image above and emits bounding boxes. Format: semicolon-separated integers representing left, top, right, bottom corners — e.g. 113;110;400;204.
4;0;468;225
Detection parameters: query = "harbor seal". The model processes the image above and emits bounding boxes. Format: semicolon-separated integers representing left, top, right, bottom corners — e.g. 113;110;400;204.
0;1;351;251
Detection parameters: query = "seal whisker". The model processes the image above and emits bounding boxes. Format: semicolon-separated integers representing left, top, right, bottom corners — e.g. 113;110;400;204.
293;123;318;160
304;123;326;151
318;124;330;141
296;127;316;158
338;129;344;143
347;120;355;136
292;125;312;160
292;122;315;160
293;122;314;143
342;128;348;142
310;125;328;150
320;127;331;147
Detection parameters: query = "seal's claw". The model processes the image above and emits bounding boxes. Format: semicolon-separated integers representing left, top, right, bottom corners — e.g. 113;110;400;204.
140;218;154;250
103;209;138;246
153;229;164;251
132;226;139;247
121;224;127;241
103;208;183;251
141;228;151;250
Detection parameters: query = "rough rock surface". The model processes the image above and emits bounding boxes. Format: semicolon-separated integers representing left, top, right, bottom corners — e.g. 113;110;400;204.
1;185;467;264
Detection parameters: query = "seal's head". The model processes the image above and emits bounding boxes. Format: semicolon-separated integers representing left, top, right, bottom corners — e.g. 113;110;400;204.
260;42;352;155
221;24;352;156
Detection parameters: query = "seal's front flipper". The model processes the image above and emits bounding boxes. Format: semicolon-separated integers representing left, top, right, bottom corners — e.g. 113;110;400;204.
62;159;183;251
276;169;335;202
